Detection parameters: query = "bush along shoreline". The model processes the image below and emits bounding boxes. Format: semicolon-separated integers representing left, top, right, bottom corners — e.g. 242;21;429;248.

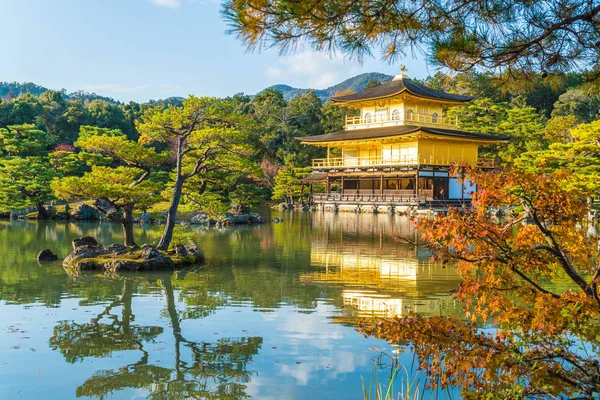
1;202;267;226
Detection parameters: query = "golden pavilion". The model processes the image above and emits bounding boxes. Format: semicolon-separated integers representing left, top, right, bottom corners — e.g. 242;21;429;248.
298;73;510;211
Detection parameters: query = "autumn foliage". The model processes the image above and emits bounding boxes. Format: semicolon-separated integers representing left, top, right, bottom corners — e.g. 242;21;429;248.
360;168;600;398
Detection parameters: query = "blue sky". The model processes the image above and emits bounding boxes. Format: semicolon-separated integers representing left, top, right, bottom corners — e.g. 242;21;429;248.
1;0;431;102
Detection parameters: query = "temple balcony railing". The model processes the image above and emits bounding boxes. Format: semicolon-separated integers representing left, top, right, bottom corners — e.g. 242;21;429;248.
312;156;496;169
345;111;458;130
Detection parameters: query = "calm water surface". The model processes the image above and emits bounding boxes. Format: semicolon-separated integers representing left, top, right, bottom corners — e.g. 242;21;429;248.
0;210;462;399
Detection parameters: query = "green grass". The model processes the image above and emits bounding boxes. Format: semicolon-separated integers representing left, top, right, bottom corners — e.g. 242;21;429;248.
361;353;444;400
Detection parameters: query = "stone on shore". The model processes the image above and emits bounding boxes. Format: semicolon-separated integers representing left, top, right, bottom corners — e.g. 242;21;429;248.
190;214;209;225
72;236;99;250
37;249;59;262
71;204;100;221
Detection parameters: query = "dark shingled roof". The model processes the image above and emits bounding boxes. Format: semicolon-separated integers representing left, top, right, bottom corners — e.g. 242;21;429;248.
301;172;328;182
297;125;510;143
332;78;473;103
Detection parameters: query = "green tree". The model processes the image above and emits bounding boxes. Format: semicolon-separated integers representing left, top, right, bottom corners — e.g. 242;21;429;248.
138;96;257;250
0;93;43;126
496;105;547;163
0;124;55;217
448;99;547;163
447;98;509;135
517;120;600;196
0;123;49;156
551;88;600;123
0;157;57;217
229;183;267;213
251;89;325;166
52;127;167;246
87;100;137;139
544;115;579;144
272;167;311;204
425;71;504;102
320;101;347;134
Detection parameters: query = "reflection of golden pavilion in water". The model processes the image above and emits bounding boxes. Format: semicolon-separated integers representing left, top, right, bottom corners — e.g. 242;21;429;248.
302;212;462;319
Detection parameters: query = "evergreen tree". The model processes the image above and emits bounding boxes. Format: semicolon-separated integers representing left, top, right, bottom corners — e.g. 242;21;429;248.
52;127;167;246
0;124;55;217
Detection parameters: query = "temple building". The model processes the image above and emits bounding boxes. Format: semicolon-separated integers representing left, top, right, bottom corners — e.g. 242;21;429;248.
298;73;510;211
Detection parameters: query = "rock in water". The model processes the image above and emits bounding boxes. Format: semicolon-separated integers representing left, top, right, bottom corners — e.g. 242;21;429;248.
55;212;69;220
72;236;99;250
249;213;265;223
37;249;58;262
63;240;204;273
141;246;161;260
175;244;188;257
233;214;250;224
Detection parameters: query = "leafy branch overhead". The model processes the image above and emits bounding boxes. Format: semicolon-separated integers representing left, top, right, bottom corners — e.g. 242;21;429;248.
223;0;600;82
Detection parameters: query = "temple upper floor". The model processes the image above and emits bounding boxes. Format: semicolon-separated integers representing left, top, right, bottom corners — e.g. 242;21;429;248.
332;74;472;130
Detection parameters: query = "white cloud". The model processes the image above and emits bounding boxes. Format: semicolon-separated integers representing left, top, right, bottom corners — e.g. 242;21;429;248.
265;51;362;89
150;0;181;8
80;83;180;94
265;67;284;80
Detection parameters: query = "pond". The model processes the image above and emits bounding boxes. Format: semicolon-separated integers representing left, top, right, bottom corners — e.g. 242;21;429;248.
0;210;463;399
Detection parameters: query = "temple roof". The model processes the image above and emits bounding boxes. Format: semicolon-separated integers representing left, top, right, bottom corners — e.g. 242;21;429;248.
332;77;473;104
300;172;328;182
297;125;510;144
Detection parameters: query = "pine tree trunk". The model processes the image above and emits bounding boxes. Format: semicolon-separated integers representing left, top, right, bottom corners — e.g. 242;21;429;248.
157;137;185;251
36;203;50;219
157;178;183;250
122;203;137;247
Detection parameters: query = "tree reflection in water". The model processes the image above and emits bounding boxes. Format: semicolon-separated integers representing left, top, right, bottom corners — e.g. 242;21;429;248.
49;274;262;399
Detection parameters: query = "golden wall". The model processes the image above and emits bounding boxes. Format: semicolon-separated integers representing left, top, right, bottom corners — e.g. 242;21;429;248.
418;139;478;164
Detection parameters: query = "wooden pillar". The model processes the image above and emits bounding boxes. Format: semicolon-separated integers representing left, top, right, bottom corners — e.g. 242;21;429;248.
380;174;383;195
432;169;435;200
326;176;331;194
416;172;420;202
341;174;345;195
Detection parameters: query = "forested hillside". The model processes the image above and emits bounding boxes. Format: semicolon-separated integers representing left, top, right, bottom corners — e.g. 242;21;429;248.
1;70;598;213
0;81;119;105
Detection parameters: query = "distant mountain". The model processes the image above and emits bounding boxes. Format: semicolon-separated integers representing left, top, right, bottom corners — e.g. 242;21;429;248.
0;82;49;98
1;72;394;106
0;81;120;104
265;72;394;101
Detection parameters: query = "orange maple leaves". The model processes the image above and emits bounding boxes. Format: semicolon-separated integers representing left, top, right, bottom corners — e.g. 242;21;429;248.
360;168;600;398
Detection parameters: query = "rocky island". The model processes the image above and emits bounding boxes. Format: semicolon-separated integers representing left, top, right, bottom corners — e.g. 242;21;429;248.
63;236;205;273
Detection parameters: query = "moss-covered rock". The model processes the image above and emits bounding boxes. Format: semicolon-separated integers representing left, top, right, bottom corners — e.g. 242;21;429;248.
63;236;204;273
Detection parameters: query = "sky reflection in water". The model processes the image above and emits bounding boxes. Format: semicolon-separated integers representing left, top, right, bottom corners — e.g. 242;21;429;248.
0;211;462;399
